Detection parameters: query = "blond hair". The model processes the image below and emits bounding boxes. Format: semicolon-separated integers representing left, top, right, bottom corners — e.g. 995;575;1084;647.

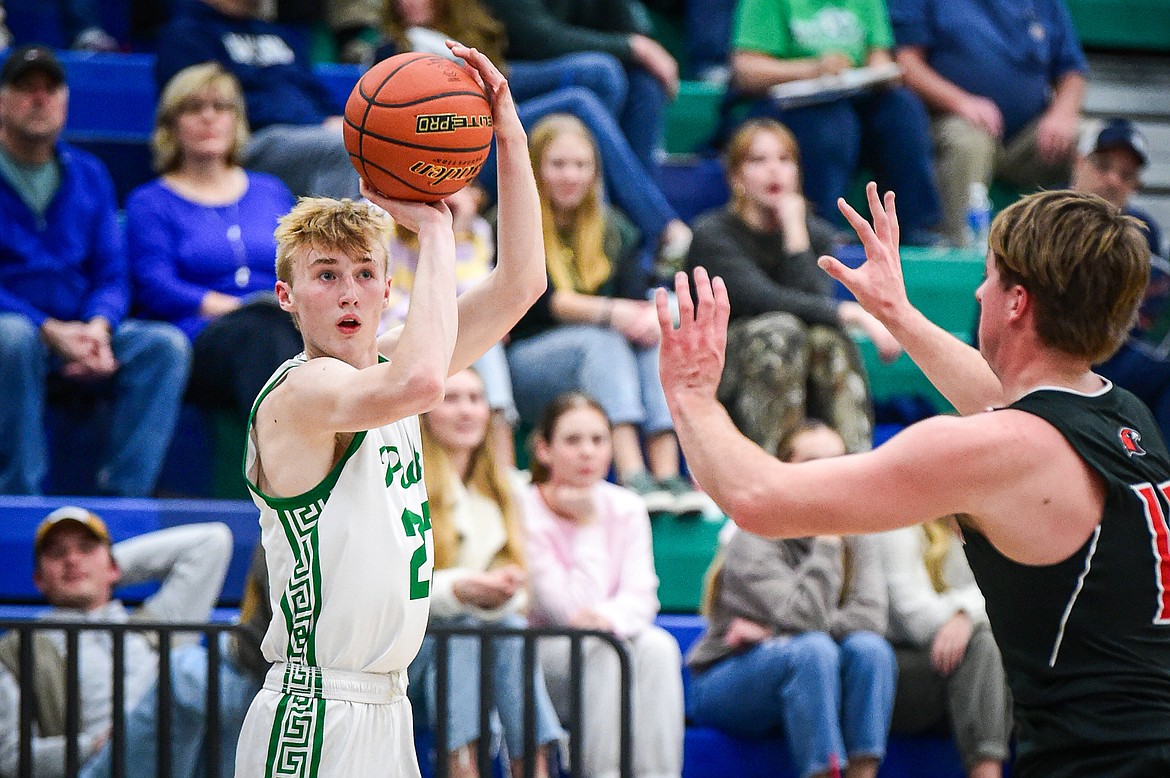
989;189;1150;363
921;517;955;594
529;114;611;294
152;62;249;174
723;118;802;220
421;382;526;572
274;197;394;284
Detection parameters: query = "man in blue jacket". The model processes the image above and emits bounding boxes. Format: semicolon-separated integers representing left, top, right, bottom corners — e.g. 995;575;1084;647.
0;45;191;496
155;0;361;200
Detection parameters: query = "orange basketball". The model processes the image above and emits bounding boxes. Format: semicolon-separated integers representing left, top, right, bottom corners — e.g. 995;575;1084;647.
343;53;494;203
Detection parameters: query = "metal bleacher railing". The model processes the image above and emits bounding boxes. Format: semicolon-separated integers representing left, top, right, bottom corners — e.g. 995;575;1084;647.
0;619;633;778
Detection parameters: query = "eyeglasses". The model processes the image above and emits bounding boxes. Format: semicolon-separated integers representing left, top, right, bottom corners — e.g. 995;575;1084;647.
177;98;238;115
1088;153;1142;187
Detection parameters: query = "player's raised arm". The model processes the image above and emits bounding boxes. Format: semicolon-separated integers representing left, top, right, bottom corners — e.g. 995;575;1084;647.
656;269;1099;564
438;42;546;374
276;195;458;436
818;182;1006;415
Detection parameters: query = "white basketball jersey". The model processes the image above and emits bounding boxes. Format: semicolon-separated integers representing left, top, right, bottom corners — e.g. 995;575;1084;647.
244;354;434;675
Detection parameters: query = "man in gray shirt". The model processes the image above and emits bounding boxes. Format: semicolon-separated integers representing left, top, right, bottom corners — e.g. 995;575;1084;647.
0;506;232;777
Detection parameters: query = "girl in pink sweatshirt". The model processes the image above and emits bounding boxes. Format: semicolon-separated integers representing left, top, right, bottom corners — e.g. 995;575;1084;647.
521;391;684;778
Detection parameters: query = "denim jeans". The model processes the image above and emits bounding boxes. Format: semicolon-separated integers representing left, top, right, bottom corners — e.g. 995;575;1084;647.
80;638;262;778
687;631;897;778
474;341;519;426
478;82;678;246
509;52;666;177
751;86;942;235
0;314;190;496
507;324;673;433
408;614;564;760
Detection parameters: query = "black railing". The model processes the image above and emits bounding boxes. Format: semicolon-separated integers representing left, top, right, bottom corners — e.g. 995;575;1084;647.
0;619;633;778
426;623;634;778
0;618;240;778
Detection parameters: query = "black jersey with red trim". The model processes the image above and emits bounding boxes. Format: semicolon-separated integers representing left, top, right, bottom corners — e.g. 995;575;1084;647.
963;382;1170;775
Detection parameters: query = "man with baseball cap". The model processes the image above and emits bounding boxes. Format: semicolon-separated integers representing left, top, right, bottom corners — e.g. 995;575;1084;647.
0;510;233;777
0;44;191;498
1074;117;1170;448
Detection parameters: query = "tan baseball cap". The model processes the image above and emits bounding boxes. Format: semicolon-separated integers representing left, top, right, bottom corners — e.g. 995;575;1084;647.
34;506;111;556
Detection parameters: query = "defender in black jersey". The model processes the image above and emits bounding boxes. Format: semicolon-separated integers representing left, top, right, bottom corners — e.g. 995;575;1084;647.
966;386;1170;776
658;185;1170;777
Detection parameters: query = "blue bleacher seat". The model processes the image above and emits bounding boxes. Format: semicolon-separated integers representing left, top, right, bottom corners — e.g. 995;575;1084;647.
0;496;258;607
660;155;730;224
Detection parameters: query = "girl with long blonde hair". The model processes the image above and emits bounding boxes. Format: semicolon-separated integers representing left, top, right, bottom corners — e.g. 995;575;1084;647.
509;114;704;515
408;368;562;778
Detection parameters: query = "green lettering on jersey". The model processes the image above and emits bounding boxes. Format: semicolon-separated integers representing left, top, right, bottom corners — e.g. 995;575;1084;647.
400;501;432;600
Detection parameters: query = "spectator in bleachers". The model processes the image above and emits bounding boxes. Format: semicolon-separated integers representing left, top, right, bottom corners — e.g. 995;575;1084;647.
509;114;703;513
409;367;563;778
0;4;11;50
1077;119;1170;445
728;0;942;244
878;519;1012;778
889;0;1087;247
685;421;895;778
380;0;692;268
154;0;361;200
126;62;301;428
686;118;900;455
0;45;191;497
523;391;685;778
328;0;382;64
483;0;676;177
381;183;520;471
58;0;119;51
0;506;232;778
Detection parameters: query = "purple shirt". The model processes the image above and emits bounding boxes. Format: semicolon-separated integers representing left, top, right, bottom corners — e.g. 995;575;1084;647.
126;172;293;340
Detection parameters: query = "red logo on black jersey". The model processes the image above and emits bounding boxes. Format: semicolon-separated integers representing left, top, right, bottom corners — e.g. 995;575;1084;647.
1120;427;1147;457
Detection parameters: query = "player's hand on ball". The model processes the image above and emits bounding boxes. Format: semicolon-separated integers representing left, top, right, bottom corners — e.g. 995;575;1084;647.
361;179;452;232
446;40;522;138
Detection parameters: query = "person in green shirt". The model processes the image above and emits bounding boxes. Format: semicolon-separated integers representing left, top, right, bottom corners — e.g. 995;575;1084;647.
729;0;943;244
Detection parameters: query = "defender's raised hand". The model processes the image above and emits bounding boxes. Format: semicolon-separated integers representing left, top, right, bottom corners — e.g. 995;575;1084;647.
656;267;730;408
817;182;913;327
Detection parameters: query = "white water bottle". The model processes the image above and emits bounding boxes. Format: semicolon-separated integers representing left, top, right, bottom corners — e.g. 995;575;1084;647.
966;182;991;253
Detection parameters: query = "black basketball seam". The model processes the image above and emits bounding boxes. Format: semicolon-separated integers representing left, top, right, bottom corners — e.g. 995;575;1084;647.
348;153;474;198
354;55;426;184
357;52;433;103
364;90;492;109
341;114;486;153
343;118;492;154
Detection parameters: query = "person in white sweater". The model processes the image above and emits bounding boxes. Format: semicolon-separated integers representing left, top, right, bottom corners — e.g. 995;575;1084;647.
877;520;1012;778
408;368;563;778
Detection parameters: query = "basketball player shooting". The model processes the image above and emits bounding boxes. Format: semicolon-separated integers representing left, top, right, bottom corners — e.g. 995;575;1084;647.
232;44;545;778
659;183;1170;776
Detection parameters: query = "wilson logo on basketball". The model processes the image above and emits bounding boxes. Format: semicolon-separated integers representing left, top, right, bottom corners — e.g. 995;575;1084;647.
1120;427;1147;457
409;160;486;186
415;113;494;133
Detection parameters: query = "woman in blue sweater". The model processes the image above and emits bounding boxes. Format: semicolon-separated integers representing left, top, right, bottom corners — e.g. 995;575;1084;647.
126;62;298;425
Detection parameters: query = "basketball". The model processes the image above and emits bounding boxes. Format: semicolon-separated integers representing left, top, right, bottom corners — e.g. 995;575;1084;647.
344;53;494;203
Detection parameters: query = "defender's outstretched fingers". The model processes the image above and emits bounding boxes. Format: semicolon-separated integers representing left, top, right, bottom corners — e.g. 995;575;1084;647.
838;196;883;255
885;190;900;247
711;275;731;331
656;287;674;334
674;271;695;326
866;182;892;245
693;266;717;328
